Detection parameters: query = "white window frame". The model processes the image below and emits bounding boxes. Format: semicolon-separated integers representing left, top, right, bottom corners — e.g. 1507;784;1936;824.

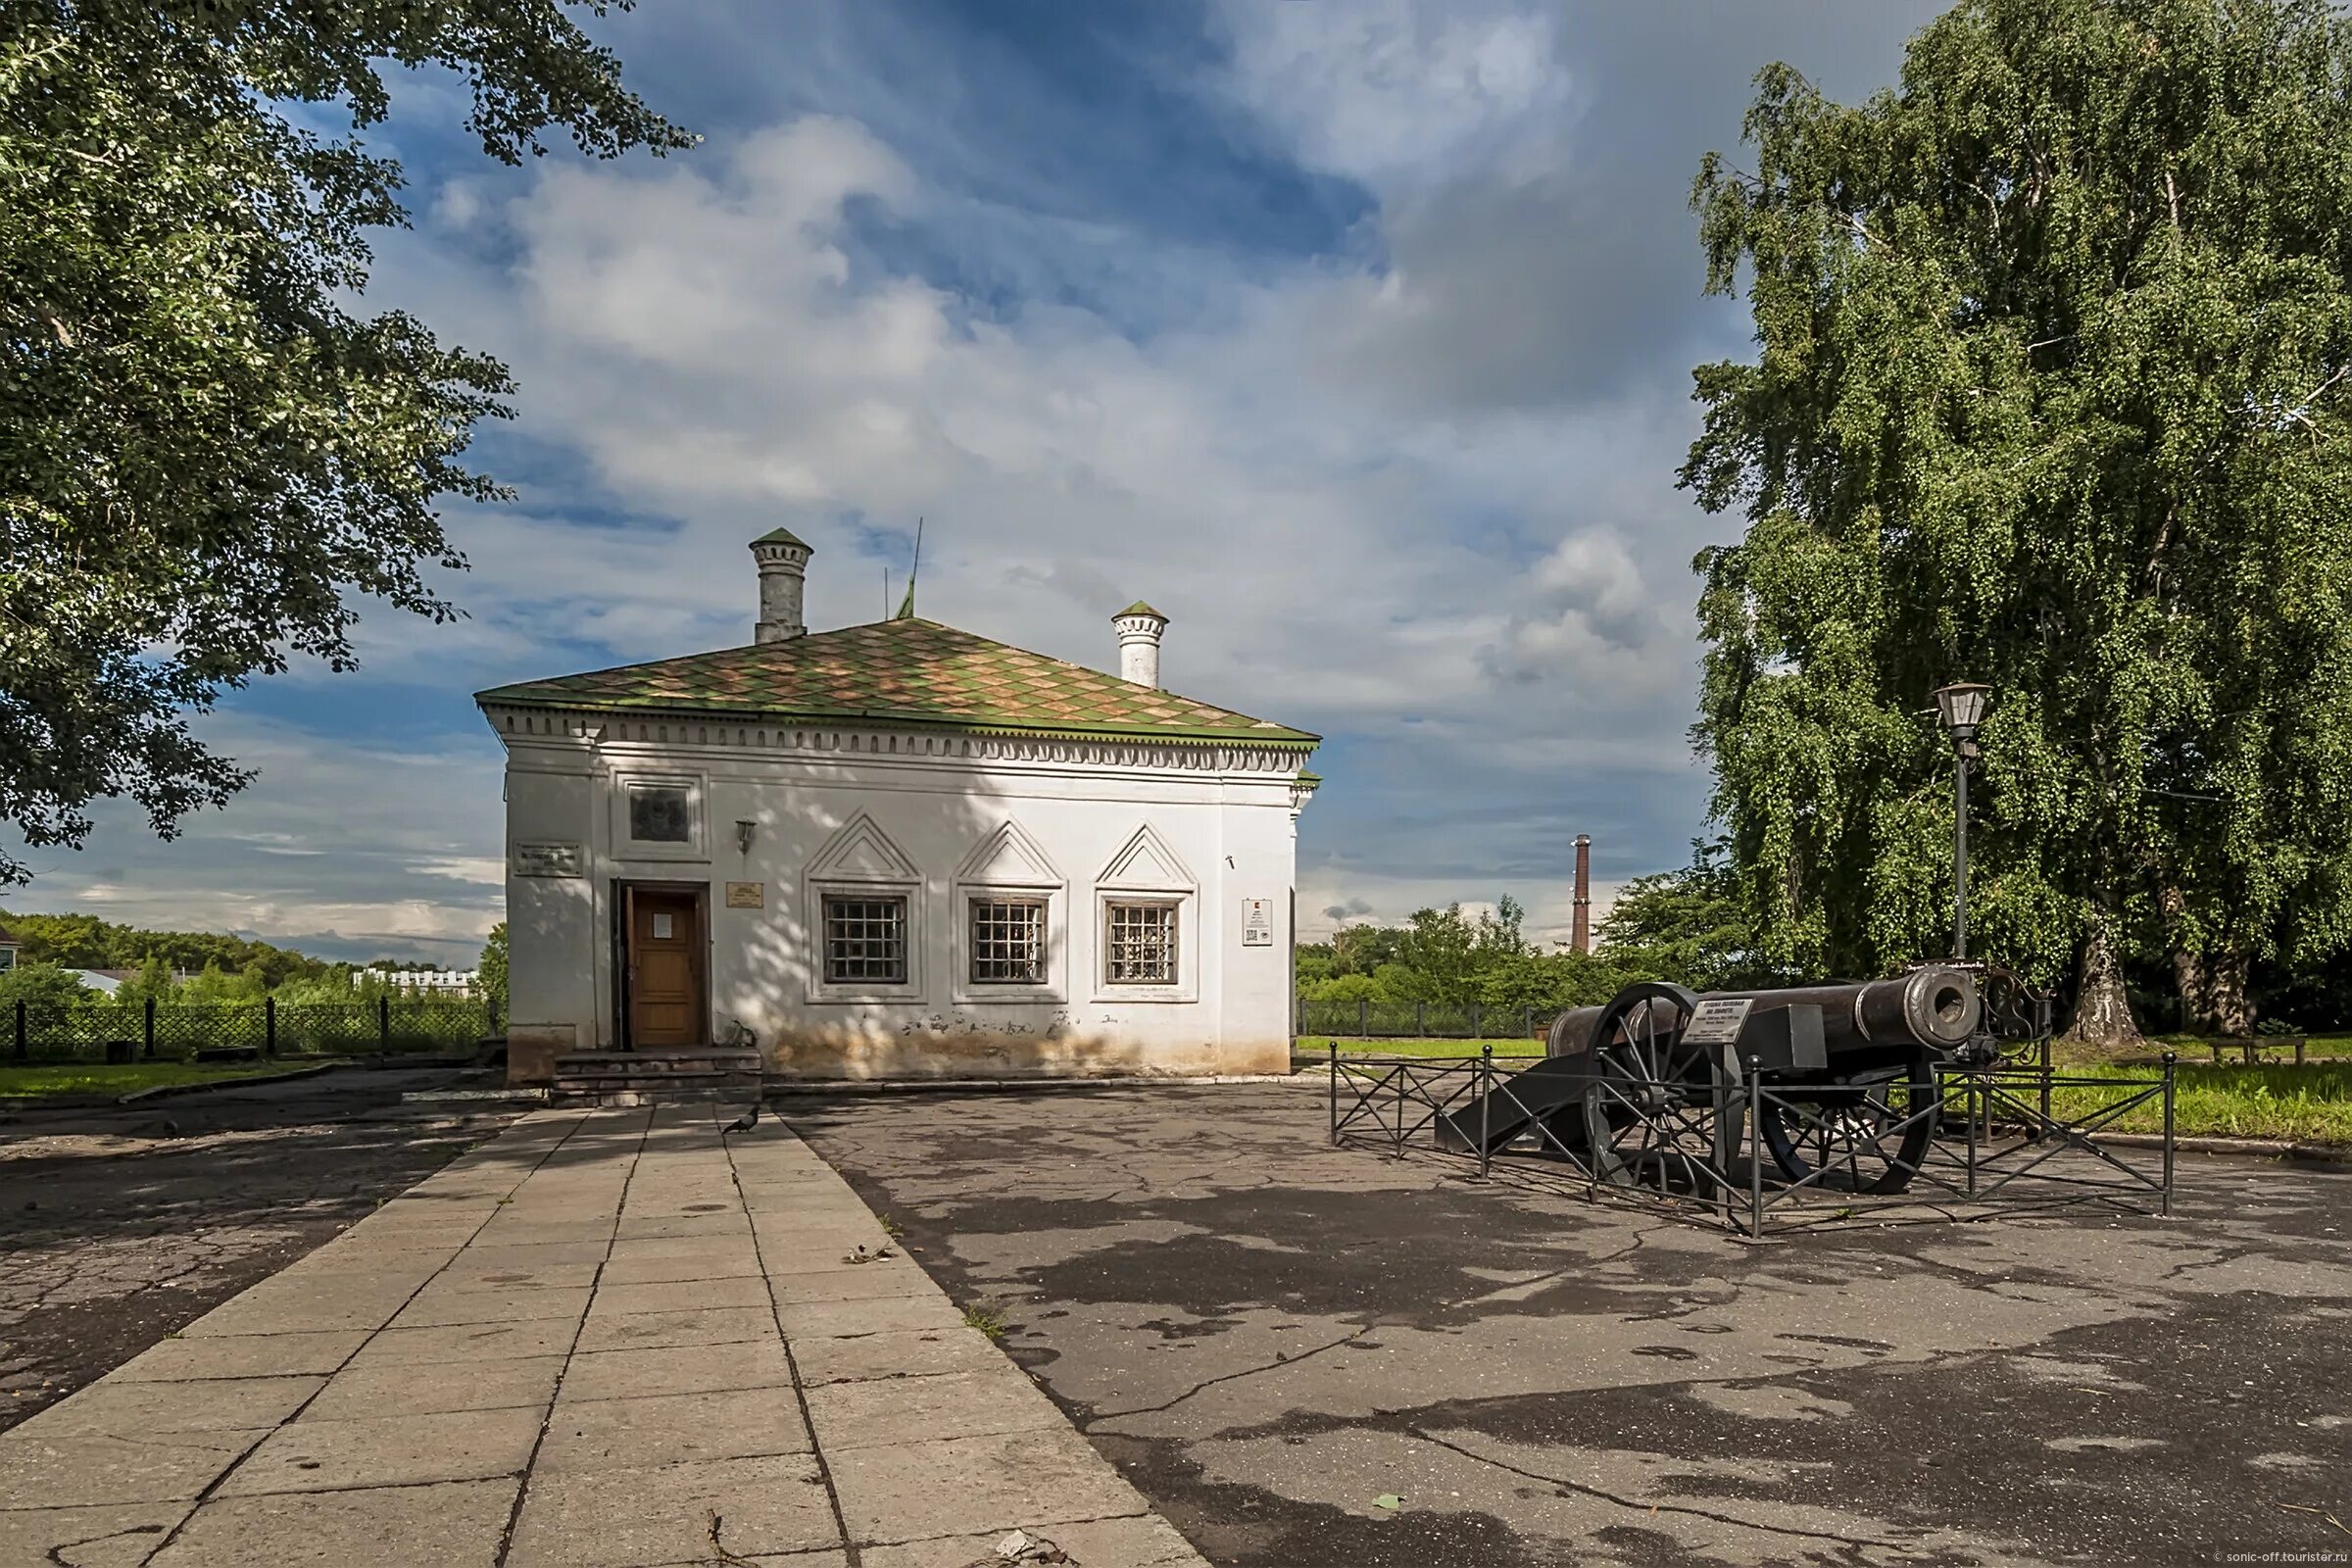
1090;889;1197;1004
610;770;708;862
818;890;914;985
802;812;925;1004
805;879;925;1003
953;884;1064;1004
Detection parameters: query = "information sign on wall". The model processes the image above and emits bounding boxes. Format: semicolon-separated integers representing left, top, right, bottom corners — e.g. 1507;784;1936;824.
725;882;765;909
514;842;582;878
1241;898;1276;947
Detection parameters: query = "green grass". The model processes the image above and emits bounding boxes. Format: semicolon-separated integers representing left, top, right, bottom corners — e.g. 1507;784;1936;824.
0;1060;310;1101
961;1303;1008;1340
2047;1060;2352;1146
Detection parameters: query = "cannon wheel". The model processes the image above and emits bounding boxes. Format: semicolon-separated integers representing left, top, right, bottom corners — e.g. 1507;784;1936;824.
1757;1050;1939;1195
1577;983;1742;1195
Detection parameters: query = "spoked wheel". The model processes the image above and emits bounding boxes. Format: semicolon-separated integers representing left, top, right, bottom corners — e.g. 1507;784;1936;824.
1578;983;1742;1196
1758;1049;1939;1195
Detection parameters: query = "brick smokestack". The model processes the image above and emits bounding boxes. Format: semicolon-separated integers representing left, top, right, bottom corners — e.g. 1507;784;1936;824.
1572;834;1592;955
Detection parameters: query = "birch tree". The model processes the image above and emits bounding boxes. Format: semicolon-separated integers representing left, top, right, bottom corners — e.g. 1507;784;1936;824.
1684;0;2352;1042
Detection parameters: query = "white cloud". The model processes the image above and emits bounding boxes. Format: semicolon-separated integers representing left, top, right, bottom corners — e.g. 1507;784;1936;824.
25;6;1948;954
10;716;505;964
1206;0;1574;184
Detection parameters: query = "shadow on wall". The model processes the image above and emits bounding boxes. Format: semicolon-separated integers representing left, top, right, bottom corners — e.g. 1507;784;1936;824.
712;761;1220;1079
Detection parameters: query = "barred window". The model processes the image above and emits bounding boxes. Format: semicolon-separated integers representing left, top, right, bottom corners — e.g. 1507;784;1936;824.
968;898;1047;985
1104;902;1177;985
822;895;907;985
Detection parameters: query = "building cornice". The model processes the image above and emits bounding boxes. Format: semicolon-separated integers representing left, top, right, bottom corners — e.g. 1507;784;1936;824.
480;702;1316;777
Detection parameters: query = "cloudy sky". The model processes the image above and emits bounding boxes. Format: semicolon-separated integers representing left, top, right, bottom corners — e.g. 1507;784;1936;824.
10;1;1945;964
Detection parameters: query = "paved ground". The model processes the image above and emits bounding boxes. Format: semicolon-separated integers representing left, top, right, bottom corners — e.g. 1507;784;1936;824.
0;1102;1206;1567
790;1082;2352;1568
0;1069;526;1432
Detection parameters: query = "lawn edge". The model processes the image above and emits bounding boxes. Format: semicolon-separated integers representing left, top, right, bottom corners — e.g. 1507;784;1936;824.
115;1060;350;1104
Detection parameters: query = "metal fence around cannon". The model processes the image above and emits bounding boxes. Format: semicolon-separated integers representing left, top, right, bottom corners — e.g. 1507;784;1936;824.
1321;1043;2177;1237
8;998;500;1064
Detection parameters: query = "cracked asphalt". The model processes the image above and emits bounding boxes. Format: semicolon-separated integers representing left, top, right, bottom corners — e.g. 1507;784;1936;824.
0;1069;526;1433
788;1082;2352;1568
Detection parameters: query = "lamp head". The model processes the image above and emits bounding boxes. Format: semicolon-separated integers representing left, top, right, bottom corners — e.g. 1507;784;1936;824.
1932;681;1991;740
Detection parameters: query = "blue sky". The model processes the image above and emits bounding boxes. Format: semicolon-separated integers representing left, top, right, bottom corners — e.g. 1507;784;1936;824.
11;0;1943;963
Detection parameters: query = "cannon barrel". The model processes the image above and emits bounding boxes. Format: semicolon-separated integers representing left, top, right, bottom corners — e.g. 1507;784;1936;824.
1547;967;1981;1058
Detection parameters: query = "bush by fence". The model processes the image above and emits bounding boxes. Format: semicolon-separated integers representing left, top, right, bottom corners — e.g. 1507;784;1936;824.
6;997;498;1063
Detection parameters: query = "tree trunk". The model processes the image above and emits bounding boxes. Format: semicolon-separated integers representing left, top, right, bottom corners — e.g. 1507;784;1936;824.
2071;907;2144;1048
2168;945;2209;1034
2159;884;2210;1034
2207;947;2254;1036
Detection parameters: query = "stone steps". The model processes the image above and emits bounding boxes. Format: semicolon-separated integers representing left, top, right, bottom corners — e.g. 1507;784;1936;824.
550;1048;762;1107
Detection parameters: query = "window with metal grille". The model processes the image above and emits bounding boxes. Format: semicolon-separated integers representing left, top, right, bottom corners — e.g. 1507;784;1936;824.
822;895;907;984
968;898;1047;984
1103;902;1177;985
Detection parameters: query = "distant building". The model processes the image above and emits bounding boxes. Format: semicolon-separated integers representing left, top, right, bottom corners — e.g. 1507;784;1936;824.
362;968;480;995
72;970;121;996
0;925;17;974
477;532;1319;1087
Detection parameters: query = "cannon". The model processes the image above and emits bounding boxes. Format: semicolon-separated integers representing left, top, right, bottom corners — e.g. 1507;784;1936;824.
1439;967;1987;1196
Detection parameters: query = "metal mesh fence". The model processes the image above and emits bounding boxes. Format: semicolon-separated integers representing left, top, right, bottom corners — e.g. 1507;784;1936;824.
7;998;498;1064
1296;998;1563;1042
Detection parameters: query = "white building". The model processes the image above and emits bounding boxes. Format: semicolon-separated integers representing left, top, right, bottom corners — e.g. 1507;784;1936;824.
360;968;480;995
476;532;1319;1086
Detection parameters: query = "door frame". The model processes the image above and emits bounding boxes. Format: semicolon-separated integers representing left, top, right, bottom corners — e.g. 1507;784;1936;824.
611;879;710;1051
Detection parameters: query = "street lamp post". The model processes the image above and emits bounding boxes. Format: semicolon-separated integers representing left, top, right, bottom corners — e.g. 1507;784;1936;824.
1932;683;1991;959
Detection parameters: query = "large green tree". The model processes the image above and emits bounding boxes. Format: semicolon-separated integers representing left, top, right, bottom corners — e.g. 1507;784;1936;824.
1685;0;2352;1042
1;1;690;884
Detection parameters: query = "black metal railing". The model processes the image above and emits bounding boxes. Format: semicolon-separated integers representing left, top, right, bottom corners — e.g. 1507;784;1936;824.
1322;1044;2177;1236
7;997;500;1064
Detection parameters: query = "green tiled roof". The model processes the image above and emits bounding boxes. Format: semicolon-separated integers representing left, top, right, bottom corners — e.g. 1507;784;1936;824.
1116;601;1166;619
475;618;1318;748
751;526;809;547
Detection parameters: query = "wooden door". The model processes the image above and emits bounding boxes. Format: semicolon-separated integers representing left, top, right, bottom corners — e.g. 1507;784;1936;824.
626;888;703;1049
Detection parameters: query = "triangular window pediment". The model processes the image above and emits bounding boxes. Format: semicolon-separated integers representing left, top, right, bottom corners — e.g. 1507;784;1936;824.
806;812;918;882
956;819;1062;885
1097;822;1194;892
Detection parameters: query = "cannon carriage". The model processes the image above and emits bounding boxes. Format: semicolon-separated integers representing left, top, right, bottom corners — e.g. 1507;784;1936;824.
1439;964;2046;1197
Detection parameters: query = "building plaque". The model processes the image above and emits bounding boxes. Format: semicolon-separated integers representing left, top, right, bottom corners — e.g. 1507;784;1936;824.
725;881;765;909
1681;997;1753;1046
1240;897;1275;947
514;842;582;878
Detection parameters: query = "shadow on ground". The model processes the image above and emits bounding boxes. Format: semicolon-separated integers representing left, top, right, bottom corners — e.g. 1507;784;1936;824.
0;1069;524;1429
788;1083;2352;1568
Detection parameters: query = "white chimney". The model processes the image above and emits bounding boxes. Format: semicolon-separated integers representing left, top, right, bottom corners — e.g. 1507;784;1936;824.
751;528;811;644
1112;601;1167;687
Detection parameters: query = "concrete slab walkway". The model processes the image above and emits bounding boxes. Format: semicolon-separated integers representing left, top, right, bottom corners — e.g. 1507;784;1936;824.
0;1105;1207;1568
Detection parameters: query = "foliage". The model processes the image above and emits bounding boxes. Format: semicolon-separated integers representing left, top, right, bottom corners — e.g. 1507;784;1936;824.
0;906;340;986
0;1;690;884
1298;895;1654;1015
0;959;91;1010
1685;0;2352;1042
1592;844;1786;992
477;922;510;1014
